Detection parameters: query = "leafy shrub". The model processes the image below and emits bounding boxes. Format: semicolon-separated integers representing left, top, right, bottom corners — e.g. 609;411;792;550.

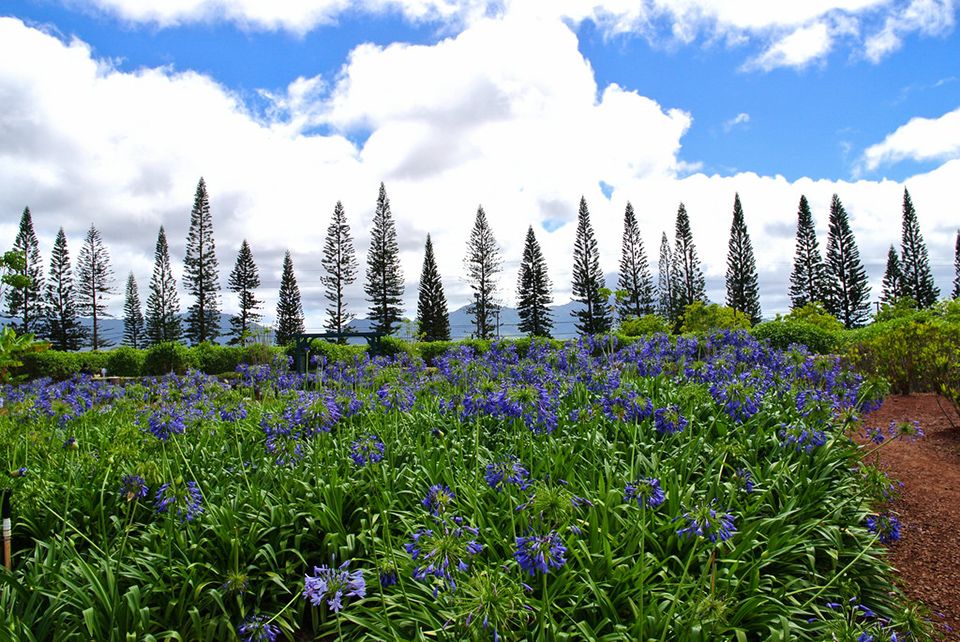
17;350;82;380
143;342;198;376
192;341;241;375
106;347;145;377
307;339;369;364
752;320;839;354
679;302;751;334
239;342;277;366
873;297;918;323
619;314;670;337
780;302;844;333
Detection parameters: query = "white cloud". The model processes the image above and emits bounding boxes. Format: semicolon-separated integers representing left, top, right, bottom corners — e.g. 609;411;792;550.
1;14;959;332
864;0;956;62
860;106;960;171
723;112;751;132
743;22;833;71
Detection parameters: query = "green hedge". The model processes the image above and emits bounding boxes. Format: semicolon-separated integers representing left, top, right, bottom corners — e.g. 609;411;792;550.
751;320;839;354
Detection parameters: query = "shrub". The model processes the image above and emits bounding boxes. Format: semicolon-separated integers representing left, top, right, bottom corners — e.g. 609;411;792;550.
752;320;838;354
306;339;369;364
17;350;82;380
619;314;670;337
239;342;277;366
106;347;145;377
143;342;198;376
679;302;751;334
780;302;844;333
192;342;241;375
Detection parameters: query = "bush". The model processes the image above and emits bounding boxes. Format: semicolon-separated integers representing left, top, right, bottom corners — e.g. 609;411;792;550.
752;320;839;354
619;314;670;337
306;339;369;364
239;342;277;366
679;302;751;334
192;342;241;375
779;302;844;333
17;350;81;380
143;342;198;376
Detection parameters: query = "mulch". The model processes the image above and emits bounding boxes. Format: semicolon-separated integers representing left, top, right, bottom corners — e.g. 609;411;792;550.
862;393;960;640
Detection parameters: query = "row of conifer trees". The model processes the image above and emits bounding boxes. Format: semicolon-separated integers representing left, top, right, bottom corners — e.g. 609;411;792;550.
5;180;960;349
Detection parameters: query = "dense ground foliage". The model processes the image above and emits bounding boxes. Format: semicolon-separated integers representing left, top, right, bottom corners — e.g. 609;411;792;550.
0;332;930;641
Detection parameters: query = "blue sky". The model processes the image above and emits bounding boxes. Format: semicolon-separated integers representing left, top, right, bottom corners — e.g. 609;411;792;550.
1;0;959;324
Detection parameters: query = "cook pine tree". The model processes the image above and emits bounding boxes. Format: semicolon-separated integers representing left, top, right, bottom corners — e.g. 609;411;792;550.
5;207;45;335
76;224;114;350
788;195;828;309
516;225;553;338
43;228;85;351
671;203;706;322
364;183;404;335
227;240;262;345
880;245;905;304
416;234;450;342
122;272;145;349
322;201;358;339
953;230;960;300
184;178;221;344
725;193;761;324
824;194;871;329
899;188;939;308
617;202;655;320
275;251;305;346
571;196;612;335
656;232;674;319
145;226;182;344
464;206;502;340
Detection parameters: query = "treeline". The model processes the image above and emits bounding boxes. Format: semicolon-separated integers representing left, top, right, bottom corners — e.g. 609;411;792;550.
5;181;960;350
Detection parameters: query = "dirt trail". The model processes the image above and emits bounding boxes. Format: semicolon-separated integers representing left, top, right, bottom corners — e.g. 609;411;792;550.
863;394;960;640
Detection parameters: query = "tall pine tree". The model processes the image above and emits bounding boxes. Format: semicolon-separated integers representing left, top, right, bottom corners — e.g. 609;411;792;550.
364;183;404;335
123;272;145;348
184;178;221;344
788;195;828;309
76;224;114;350
322;201;358;338
571;197;612;335
5;207;45;335
517;226;553;338
953;230;960;300
227;240;262;345
145;226;182;344
464;206;502;339
416;235;450;342
275;251;305;346
899;187;939;308
880;245;905;304
617;202;654;319
725;193;761;324
657;232;675;319
43;228;85;350
824;194;871;329
671;203;706;320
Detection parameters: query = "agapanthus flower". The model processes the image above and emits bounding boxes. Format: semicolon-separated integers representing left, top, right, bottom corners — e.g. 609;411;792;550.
9;467;27;478
120;474;149;502
653;405;688;435
888;419;924;441
624;477;665;508
303;560;366;612
514;530;567;576
237;614;279;642
405;517;482;594
734;468;754;493
63;437;78;450
144;405;187;441
423;484;456;516
676;502;737;543
349;434;385;467
866;513;902;544
154;480;204;522
778;424;827;453
484;456;529;492
378;561;398;587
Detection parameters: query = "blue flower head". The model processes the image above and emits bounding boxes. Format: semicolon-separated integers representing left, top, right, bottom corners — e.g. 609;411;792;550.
653;405;688;435
514;530;567;576
120;474;149;502
624;477;665;508
350;434;385;467
866;513;902;544
676;502;737;543
423;484;456;516
154;480;203;522
405;516;482;595
484;456;529;492
303;560;366;613
237;614;279;642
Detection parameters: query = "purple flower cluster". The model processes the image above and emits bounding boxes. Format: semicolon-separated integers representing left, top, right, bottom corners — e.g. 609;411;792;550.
866;513;902;544
653;405;688;435
514;530;567;576
120;474;149;502
676;503;737;543
406;517;483;594
303;560;366;612
349;434;385;467
778;424;828;453
484;456;529;492
237;614;279;642
422;484;456;516
624;477;665;508
154;480;203;522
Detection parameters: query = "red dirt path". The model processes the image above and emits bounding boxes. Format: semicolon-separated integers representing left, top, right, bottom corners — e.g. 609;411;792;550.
862;394;960;641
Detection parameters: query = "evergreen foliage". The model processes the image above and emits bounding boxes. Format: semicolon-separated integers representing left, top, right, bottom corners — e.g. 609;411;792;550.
616;202;655;319
364;183;404;335
227;240;262;345
145;226;182;345
824;194;871;329
416;234;450;342
571;197;612;335
43;228;85;350
880;245;905;304
464;205;502;339
122;272;145;349
724;193;762;324
183;177;221;344
953;230;960;300
516;226;553;338
321;201;359;338
898;187;939;308
656;232;675;319
76;223;114;349
671;203;706;319
788;195;828;309
5;207;45;335
275;251;305;346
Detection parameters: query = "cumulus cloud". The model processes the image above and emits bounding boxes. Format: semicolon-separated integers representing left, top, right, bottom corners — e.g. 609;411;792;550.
1;13;959;330
864;0;956;62
860;106;960;172
742;22;834;71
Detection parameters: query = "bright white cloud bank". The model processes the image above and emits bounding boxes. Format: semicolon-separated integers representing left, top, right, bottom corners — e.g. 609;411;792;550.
1;15;958;332
861;106;960;171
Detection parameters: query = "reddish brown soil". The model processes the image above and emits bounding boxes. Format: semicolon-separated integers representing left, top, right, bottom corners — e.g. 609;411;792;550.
862;394;960;640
